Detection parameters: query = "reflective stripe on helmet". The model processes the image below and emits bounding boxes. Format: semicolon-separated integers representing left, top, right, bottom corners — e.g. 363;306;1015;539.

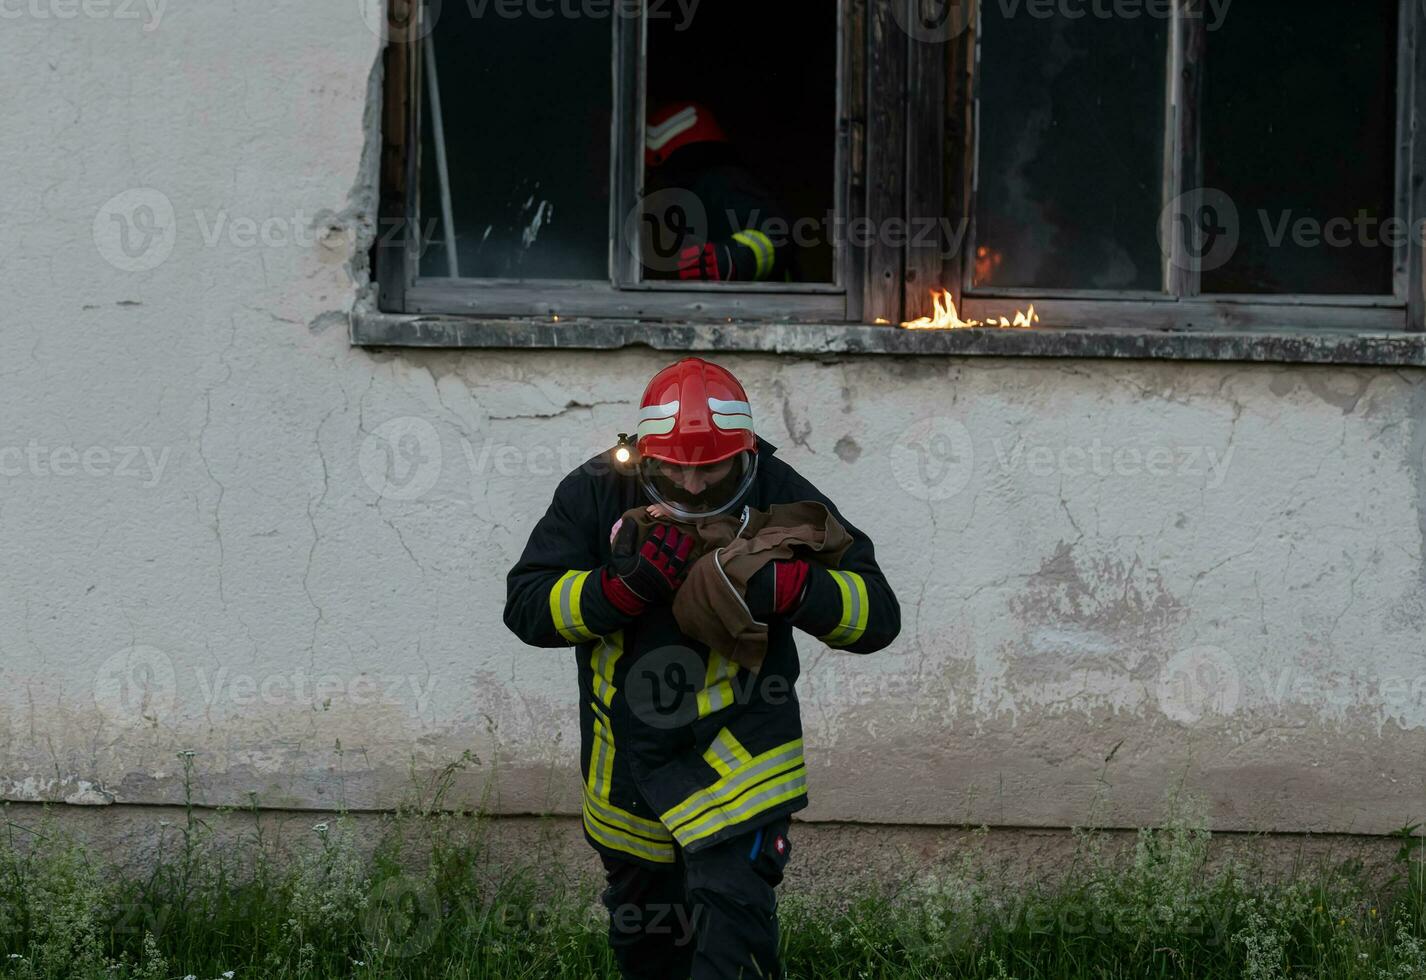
639;399;680;420
711;413;754;432
636;417;677;440
707;397;751;415
645;105;698;152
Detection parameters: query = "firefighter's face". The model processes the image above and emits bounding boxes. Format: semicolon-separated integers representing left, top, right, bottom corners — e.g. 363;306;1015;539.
640;450;755;520
659;458;736;496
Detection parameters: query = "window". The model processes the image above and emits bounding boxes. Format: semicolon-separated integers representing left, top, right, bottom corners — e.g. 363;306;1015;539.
949;0;1423;331
370;0;1426;340
377;0;867;321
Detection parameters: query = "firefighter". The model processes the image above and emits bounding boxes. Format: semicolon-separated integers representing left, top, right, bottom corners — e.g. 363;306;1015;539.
503;357;900;980
644;102;794;283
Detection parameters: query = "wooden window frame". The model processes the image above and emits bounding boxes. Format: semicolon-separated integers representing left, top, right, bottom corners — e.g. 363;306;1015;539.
374;0;900;323
927;0;1426;333
372;0;1426;337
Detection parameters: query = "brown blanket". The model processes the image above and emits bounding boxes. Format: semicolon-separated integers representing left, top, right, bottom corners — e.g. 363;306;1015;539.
614;503;853;672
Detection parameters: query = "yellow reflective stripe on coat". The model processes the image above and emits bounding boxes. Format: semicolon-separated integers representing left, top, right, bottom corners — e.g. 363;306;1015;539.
676;767;807;848
583;700;676;862
701;726;754;778
583;803;677;863
586;707;616;799
549;570;598;643
660;738;806;846
819;569;869;647
696;649;740;717
590;631;623;708
731;229;774;280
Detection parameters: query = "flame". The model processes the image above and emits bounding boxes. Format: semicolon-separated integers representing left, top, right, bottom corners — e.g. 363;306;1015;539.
899;289;1039;330
974;245;1003;287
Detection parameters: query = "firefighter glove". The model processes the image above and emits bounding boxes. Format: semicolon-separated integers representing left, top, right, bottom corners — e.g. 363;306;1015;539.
678;241;735;281
601;521;695;615
745;559;811;622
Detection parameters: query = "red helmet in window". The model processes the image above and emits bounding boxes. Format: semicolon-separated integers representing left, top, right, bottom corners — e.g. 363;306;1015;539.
635;357;758;520
645;102;729;169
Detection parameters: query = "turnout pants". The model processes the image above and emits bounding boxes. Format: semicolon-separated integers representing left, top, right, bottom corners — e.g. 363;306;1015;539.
599;814;793;980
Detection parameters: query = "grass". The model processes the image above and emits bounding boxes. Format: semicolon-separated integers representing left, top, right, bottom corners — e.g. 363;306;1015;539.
0;752;1420;979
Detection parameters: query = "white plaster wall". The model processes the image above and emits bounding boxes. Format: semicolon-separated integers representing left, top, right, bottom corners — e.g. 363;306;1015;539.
2;2;1423;833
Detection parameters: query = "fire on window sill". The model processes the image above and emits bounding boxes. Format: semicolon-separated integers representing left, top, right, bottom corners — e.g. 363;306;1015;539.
878;289;1040;330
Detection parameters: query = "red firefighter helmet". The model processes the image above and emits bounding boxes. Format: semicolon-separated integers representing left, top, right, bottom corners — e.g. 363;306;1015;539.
645;102;729;169
634;357;758;520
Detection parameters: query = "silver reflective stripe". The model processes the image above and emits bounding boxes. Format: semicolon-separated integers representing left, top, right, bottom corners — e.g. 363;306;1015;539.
705;735;743;773
560;574;579;637
646;108;697;150
638;399;680;420
829;569;863;644
591;634;622;706
583;803;677;863
711;413;754;432
637;417;676;439
677;767;808;846
841;570;862;638
585;791;672;838
707;397;751;415
663;739;804;830
700;680;733;716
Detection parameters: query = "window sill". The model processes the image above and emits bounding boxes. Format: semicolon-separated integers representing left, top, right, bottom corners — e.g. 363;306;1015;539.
351;309;1426;368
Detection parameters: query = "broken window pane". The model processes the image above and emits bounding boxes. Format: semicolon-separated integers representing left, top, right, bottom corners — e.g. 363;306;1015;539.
418;6;611;279
642;0;838;283
1198;4;1397;296
972;9;1167;292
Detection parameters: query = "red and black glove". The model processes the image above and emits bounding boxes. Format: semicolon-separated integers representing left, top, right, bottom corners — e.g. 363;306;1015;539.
601;522;696;616
678;241;736;281
745;559;811;622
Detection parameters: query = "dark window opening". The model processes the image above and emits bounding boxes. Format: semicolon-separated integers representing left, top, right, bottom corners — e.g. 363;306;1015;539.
972;8;1168;292
1199;3;1398;296
644;1;838;284
417;10;611;280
